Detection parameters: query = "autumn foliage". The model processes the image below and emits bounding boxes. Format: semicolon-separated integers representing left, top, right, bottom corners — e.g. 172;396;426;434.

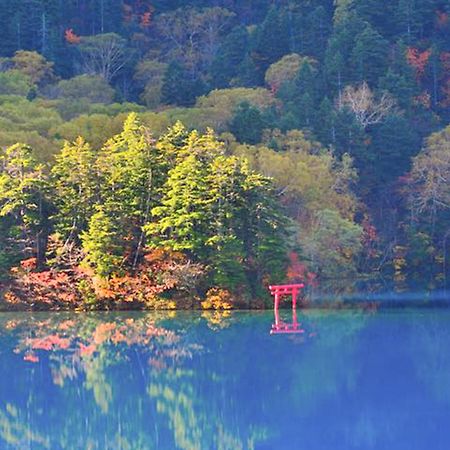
1;247;207;311
286;252;317;287
406;47;431;80
64;29;81;44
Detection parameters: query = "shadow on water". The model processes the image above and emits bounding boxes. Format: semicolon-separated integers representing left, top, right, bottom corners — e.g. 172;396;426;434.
0;308;450;449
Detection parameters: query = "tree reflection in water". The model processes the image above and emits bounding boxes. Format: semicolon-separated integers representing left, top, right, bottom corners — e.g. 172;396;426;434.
0;312;272;449
0;309;416;450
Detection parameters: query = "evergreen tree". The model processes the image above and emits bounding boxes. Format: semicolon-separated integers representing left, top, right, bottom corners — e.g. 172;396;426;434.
0;143;49;267
161;62;205;106
147;128;289;291
51;137;98;243
316;96;337;145
98;113;162;267
229;102;265;144
252;6;290;76
81;207;123;278
370;114;420;186
209;26;250;88
350;22;389;85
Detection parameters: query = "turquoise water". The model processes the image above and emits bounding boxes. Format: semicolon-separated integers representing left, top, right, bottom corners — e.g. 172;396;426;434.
0;308;449;449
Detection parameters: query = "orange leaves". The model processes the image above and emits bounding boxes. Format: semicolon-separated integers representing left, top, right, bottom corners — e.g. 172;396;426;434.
79;343;97;357
123;1;153;29
29;335;71;351
58;320;75;331
64;29;81;44
4;246;203;310
286;252;317;287
24;353;39;363
3;291;20;304
20;258;37;271
361;215;379;259
10;269;79;307
406;47;431;80
93;322;117;345
140;12;152;28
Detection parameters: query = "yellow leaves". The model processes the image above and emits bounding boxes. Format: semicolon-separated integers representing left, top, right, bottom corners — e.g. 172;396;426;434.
265;54;317;92
233;135;357;220
393;245;407;282
201;288;233;310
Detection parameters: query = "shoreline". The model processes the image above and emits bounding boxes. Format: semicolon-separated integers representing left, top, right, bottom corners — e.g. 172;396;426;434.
1;298;449;313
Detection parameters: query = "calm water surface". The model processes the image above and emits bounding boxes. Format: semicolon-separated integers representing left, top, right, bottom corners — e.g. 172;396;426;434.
0;308;449;449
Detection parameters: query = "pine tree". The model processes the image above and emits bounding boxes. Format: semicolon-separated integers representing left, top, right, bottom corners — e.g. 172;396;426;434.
252;6;290;75
350;22;389;85
161;62;205;106
81;207;123;278
0;143;49;267
229;102;265;144
210;25;250;88
98;112;162;267
51;137;98;243
147;128;290;291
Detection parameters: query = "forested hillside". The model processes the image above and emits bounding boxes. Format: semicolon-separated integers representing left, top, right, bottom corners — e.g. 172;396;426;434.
1;0;450;307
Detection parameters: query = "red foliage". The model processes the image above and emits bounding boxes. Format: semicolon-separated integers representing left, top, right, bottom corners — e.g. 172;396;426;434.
4;268;83;310
140;12;152;28
436;11;449;27
23;353;39;363
20;258;37;271
286;252;318;287
65;28;81;44
3;247;205;310
79;343;97;357
123;1;153;29
406;47;431;80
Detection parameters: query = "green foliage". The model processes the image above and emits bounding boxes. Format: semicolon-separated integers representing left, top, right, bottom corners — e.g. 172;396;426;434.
51;137;99;241
210;25;249;88
134;60;168;108
0;143;49;267
11;51;55;87
229;102;266;145
161;62;205;107
265;54;306;91
147;128;289;291
0;71;34;97
56;75;115;104
1;0;450;289
305;209;363;279
81;208;123;278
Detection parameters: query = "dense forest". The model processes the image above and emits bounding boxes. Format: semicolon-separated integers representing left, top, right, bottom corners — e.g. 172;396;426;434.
1;0;450;308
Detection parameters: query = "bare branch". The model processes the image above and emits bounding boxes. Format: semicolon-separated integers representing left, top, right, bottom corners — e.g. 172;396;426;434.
339;82;395;129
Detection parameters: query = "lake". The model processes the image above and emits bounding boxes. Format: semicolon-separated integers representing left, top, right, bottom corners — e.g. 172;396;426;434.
0;308;449;449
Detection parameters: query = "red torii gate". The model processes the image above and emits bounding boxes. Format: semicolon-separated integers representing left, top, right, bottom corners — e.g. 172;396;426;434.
269;283;305;334
269;283;304;310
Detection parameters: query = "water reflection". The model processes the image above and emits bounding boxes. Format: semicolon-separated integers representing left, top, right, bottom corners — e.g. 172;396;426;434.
0;309;449;449
270;307;305;334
